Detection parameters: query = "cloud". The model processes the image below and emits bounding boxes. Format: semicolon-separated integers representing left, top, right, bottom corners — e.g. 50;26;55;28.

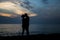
1;0;60;18
42;0;48;4
0;0;16;2
0;1;37;18
31;0;60;18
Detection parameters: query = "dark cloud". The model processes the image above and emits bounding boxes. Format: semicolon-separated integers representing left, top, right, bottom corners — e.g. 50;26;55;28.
42;0;48;4
20;0;33;10
0;0;9;2
0;0;17;2
0;0;2;2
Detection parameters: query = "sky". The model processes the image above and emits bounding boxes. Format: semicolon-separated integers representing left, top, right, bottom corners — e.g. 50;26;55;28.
0;0;60;24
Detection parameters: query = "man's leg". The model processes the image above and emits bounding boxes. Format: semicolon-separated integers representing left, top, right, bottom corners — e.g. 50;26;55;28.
26;27;29;36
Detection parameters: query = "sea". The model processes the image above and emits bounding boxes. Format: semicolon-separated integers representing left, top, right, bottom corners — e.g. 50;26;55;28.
0;24;60;36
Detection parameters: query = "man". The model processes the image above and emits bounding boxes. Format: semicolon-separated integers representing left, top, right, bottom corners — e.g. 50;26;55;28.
21;13;29;36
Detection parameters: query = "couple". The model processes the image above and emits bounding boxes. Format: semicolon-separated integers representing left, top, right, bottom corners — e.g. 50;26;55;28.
21;13;29;36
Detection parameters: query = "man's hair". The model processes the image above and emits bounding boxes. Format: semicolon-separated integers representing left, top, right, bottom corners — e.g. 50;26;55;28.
25;13;28;16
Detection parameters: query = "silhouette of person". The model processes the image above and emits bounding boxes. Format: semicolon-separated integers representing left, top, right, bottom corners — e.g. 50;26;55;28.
21;13;29;36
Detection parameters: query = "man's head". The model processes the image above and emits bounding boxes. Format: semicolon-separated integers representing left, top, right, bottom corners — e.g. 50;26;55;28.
24;13;28;16
21;13;29;18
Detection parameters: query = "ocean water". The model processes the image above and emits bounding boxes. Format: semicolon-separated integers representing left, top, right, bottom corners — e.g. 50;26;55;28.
0;24;60;36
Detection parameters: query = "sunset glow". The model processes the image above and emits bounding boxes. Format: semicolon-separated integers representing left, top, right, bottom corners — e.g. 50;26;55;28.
0;1;37;17
0;13;12;17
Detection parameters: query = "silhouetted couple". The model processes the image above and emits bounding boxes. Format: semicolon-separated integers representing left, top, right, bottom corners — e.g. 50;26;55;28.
21;13;29;36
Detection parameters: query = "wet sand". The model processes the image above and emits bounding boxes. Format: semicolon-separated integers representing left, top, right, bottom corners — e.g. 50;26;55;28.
0;33;60;40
